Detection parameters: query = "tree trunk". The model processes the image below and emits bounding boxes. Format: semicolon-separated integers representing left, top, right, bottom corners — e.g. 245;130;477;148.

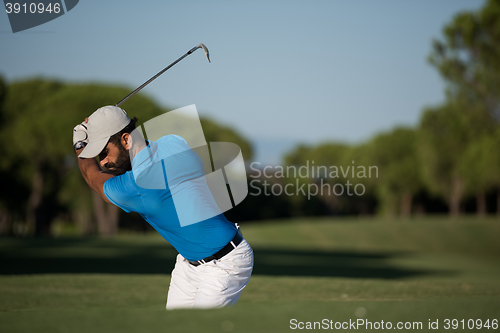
0;209;12;236
497;186;500;216
400;192;413;218
26;165;44;235
319;185;338;215
414;203;425;216
34;204;52;236
74;209;94;235
449;177;463;217
476;190;486;216
92;191;119;237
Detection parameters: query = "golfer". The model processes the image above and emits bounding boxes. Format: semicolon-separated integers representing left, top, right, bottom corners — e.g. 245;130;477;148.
73;105;254;309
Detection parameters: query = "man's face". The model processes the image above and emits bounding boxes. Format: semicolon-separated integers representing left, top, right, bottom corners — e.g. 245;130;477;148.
98;140;132;176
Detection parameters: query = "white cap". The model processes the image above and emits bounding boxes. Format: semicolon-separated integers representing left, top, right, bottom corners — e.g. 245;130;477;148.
79;106;131;158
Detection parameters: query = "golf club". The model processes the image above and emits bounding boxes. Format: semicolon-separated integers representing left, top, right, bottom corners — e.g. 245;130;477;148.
116;43;210;107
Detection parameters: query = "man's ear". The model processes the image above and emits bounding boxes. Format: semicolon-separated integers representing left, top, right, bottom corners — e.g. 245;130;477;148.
122;133;133;150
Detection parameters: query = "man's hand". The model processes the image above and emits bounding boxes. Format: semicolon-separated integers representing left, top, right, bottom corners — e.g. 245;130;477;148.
73;120;89;151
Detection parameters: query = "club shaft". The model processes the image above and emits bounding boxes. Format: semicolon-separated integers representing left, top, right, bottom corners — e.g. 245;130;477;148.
116;46;201;107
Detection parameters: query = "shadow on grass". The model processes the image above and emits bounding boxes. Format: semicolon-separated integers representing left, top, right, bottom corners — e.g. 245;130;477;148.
0;237;451;279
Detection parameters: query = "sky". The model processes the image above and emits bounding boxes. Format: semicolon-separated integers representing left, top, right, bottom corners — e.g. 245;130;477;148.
0;0;485;164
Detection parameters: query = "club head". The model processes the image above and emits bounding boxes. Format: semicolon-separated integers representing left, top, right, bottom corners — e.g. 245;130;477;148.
197;43;211;63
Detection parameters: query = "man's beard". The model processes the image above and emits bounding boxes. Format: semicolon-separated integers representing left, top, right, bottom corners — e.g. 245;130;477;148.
105;144;132;176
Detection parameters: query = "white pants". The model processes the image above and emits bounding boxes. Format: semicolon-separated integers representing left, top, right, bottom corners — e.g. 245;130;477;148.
166;239;253;310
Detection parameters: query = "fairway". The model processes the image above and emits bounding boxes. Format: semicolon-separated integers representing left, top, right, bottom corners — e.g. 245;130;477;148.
1;216;499;332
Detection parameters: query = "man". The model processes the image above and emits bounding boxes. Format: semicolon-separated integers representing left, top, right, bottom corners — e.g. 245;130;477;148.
73;105;253;309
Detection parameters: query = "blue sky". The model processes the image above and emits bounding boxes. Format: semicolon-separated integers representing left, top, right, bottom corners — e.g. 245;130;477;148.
0;0;484;164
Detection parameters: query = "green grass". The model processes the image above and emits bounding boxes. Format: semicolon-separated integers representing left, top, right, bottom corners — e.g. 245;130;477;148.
1;216;499;332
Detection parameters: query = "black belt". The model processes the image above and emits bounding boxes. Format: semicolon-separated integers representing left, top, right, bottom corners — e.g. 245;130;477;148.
189;230;243;266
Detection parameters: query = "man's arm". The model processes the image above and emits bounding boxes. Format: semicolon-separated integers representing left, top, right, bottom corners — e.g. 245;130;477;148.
76;148;114;204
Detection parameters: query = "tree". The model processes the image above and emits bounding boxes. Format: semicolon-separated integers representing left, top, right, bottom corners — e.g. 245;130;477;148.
427;0;500;215
340;143;379;215
366;127;423;217
282;141;378;215
429;0;500;120
1;79;66;235
459;128;500;215
0;75;23;235
417;98;493;216
284;142;343;214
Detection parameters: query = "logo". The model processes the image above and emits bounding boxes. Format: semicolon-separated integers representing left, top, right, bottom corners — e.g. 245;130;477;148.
3;0;79;33
128;105;248;227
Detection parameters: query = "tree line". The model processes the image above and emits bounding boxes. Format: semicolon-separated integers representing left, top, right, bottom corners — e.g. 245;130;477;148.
0;79;253;236
271;0;500;218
